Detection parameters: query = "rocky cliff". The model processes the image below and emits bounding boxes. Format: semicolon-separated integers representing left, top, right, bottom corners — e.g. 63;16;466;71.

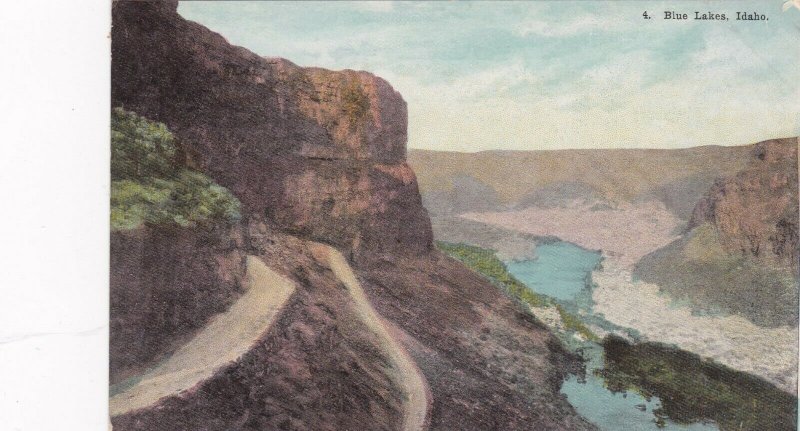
409;146;752;220
110;224;246;383
635;138;800;327
111;0;431;261
689;138;799;272
110;2;593;430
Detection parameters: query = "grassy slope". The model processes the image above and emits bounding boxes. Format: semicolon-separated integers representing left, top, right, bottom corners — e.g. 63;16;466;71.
111;108;240;231
436;241;597;341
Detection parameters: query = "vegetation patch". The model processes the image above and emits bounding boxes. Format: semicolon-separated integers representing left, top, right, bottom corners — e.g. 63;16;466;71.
555;304;599;342
342;81;370;127
437;241;550;308
111;108;241;231
597;335;798;430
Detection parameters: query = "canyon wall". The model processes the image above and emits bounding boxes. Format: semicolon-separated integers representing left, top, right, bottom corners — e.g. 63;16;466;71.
689;138;799;272
109;3;596;429
110;224;246;382
635;138;799;327
111;1;432;261
409;146;752;220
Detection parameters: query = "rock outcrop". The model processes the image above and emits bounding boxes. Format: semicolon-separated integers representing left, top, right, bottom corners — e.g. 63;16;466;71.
689;138;799;272
111;0;432;261
635;138;800;327
110;224;246;383
409;146;752;220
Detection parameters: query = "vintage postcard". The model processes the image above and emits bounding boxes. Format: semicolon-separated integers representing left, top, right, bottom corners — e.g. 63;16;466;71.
107;1;799;430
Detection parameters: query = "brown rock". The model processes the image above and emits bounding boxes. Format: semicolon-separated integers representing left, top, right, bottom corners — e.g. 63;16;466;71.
111;1;431;259
689;138;799;272
110;223;246;383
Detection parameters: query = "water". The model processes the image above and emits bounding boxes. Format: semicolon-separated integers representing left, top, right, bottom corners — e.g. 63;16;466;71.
506;241;718;431
506;242;601;301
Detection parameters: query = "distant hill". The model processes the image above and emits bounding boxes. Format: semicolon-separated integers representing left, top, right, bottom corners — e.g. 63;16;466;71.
409;145;753;220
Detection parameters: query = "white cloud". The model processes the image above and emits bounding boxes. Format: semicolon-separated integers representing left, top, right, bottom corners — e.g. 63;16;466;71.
519;15;600;37
349;1;394;13
516;10;632;38
393;44;799;152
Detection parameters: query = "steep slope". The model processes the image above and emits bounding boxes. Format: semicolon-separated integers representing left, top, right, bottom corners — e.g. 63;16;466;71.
110;256;295;416
110;1;594;430
112;231;411;430
110;108;247;383
635;138;800;327
689;138;799;271
110;224;246;383
309;243;429;431
112;0;431;261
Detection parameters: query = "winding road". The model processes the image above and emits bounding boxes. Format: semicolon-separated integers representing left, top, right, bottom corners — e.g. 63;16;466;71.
109;255;296;416
110;246;429;431
309;243;430;431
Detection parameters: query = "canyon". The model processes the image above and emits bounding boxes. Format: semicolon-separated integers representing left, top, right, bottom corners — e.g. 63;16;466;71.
109;1;798;429
412;138;800;395
110;1;595;430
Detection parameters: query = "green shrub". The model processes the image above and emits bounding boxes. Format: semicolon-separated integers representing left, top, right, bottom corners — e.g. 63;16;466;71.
342;82;369;126
111;107;177;180
110;108;240;231
598;335;798;430
555;304;598;342
437;241;550;308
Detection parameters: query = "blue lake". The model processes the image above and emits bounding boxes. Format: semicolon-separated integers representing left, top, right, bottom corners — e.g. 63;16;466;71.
506;241;601;301
506;241;719;431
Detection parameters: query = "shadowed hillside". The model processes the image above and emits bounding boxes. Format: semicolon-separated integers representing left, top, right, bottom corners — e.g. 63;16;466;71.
635;139;799;327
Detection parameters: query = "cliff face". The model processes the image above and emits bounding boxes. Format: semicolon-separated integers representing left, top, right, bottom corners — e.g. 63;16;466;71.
409;146;752;220
109;2;595;429
111;1;432;260
689;138;799;272
635;138;799;327
110;224;246;382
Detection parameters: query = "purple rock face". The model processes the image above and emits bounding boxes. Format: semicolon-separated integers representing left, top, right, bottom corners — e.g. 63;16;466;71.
110;224;246;382
690;138;799;271
111;1;432;259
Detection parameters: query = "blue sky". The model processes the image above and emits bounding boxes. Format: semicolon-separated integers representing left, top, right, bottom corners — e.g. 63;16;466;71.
178;1;800;151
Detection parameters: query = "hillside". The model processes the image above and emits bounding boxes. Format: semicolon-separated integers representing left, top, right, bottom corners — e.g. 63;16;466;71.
635;139;799;327
109;1;595;430
409;146;752;220
411;138;799;392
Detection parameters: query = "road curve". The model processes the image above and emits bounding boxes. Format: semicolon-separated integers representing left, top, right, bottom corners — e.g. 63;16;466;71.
109;256;296;416
309;243;430;431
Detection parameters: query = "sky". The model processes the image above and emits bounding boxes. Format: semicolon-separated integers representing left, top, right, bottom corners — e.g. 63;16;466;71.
178;1;800;152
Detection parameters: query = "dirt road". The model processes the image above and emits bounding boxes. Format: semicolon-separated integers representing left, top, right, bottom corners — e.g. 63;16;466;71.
309;243;430;431
109;256;296;416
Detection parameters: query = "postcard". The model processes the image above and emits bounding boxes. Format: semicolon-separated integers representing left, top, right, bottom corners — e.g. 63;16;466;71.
107;1;799;429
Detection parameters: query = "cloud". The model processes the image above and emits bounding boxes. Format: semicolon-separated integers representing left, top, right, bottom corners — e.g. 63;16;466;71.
349;1;394;13
395;43;798;152
178;1;800;152
516;9;632;38
519;15;600;37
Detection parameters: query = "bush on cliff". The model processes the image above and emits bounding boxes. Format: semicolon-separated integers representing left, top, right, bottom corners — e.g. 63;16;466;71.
111;108;240;230
436;241;549;308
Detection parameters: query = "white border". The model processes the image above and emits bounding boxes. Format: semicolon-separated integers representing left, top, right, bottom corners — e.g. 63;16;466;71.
0;1;110;429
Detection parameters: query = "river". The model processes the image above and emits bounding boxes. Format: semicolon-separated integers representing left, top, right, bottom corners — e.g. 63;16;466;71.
507;241;719;431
